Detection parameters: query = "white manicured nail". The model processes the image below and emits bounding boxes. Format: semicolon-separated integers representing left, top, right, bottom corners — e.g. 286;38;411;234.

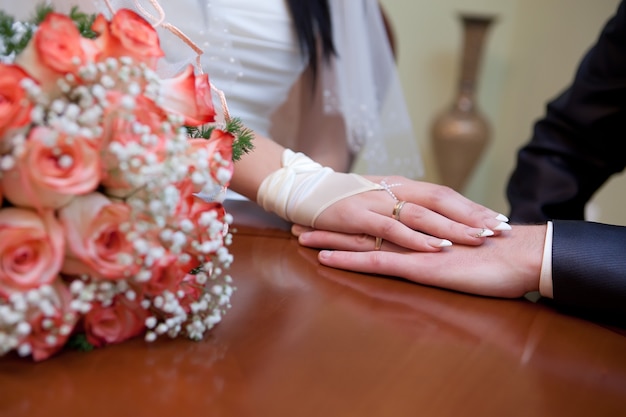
472;228;494;238
494;222;512;231
496;213;509;222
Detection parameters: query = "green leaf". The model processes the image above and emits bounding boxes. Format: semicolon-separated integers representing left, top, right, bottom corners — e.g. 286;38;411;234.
65;333;95;352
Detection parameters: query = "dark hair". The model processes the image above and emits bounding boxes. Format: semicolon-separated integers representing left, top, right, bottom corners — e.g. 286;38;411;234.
286;0;336;79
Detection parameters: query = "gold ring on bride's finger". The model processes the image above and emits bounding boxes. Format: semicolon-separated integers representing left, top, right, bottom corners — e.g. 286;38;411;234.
392;200;407;221
374;236;383;250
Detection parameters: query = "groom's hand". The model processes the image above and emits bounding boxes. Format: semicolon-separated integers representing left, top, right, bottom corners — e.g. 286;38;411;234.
294;223;547;299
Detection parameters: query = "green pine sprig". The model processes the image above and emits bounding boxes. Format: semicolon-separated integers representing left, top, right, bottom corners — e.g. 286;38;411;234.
225;118;255;161
0;11;36;58
31;3;55;24
67;6;97;39
0;4;96;60
186;118;255;162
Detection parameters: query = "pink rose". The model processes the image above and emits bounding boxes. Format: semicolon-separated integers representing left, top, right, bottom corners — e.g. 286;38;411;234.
159;65;216;126
1;127;101;210
0;208;64;298
58;192;137;280
34;13;92;72
22;280;78;361
0;64;32;138
142;253;189;296
16;12;97;94
92;9;164;68
83;293;148;347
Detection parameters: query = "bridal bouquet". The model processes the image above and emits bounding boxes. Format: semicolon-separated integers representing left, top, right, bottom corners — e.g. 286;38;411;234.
0;6;249;360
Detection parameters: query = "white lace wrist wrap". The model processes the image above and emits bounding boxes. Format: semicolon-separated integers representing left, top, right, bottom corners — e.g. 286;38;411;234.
257;150;382;227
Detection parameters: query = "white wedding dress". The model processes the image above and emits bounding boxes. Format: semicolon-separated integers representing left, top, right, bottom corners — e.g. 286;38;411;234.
7;0;423;178
157;0;306;141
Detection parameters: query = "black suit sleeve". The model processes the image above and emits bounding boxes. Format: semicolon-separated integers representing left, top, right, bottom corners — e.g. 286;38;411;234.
507;1;626;223
551;220;626;323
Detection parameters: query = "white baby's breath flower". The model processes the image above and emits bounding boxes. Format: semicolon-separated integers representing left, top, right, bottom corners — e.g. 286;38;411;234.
59;325;73;336
0;155;15;171
17;343;32;357
15;322;31;336
135;270;152;283
100;74;115;89
195;272;208;285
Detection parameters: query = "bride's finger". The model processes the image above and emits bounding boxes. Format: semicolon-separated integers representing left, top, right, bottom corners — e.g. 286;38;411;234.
368;176;510;230
298;227;444;252
337;202;494;249
390;201;509;245
315;208;454;251
291;224;314;237
314;194;501;251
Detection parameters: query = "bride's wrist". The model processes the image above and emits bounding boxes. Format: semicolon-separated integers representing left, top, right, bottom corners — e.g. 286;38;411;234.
257;149;381;226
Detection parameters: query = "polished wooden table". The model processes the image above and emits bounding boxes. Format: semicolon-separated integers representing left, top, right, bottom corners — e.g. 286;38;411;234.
1;201;625;417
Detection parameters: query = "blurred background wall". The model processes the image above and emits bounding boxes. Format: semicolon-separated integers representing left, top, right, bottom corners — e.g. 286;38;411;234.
374;0;624;225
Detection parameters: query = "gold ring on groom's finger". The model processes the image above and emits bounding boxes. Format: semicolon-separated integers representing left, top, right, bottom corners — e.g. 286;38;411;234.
374;236;383;251
392;200;407;221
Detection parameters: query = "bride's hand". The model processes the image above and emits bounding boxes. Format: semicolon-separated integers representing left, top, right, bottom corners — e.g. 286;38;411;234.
294;175;511;252
254;149;509;252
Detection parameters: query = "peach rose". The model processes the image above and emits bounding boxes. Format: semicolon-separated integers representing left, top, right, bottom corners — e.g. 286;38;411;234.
92;9;164;68
0;64;33;138
186;130;233;190
1;127;102;210
100;113;168;195
203;129;234;184
16;12;97;93
58;192;137;280
106;93;168;133
142;253;189;296
83;293;148;347
0;208;64;297
159;65;216;126
174;188;226;258
23;280;78;361
173;178;214;217
193;72;217;125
